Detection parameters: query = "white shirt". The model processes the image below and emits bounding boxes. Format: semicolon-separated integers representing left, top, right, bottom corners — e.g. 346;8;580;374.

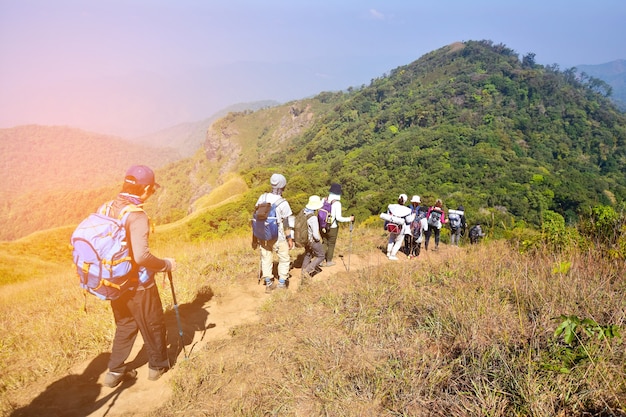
255;192;294;241
327;192;351;228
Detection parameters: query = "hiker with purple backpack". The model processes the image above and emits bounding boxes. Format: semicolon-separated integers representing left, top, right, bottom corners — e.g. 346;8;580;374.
319;183;354;267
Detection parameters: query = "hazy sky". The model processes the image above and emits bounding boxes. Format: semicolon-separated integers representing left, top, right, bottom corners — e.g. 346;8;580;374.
1;0;625;137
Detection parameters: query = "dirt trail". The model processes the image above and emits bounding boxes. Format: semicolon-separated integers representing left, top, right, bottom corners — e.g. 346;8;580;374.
9;245;450;417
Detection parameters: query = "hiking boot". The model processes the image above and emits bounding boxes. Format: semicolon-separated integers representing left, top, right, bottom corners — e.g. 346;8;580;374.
265;281;276;293
277;280;288;290
324;261;336;267
148;367;169;381
103;369;138;388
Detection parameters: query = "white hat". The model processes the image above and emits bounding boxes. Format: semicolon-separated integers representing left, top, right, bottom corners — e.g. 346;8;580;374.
306;195;323;210
411;195;421;203
270;173;287;188
399;194;408;204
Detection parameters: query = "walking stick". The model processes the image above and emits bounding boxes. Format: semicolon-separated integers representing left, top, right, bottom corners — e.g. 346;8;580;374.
347;220;353;271
167;271;188;360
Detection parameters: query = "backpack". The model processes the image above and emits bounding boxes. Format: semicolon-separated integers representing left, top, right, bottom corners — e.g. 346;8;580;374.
469;225;484;243
71;202;144;300
318;198;335;232
381;204;411;234
428;209;443;228
294;208;314;248
410;218;421;237
252;194;285;241
448;213;461;231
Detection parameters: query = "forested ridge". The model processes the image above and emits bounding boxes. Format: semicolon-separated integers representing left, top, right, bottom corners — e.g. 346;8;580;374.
268;40;626;226
1;40;625;241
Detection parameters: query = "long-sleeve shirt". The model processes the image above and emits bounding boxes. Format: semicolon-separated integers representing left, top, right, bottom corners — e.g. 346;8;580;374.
107;195;172;283
303;207;322;242
327;192;351;228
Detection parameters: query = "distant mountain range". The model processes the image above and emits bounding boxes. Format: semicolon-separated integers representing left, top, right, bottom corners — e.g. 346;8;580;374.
577;59;626;111
1;41;625;241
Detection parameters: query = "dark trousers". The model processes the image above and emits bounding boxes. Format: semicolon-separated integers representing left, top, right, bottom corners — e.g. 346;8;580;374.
424;227;441;249
404;234;420;256
322;226;339;262
108;284;169;373
303;240;325;274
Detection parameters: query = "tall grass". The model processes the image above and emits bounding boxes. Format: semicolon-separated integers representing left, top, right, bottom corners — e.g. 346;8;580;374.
2;224;625;416
151;237;626;417
0;227;259;415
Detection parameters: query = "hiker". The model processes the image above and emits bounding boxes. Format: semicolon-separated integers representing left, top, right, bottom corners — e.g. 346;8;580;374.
404;195;422;258
104;165;177;388
300;195;325;281
424;199;446;251
252;173;295;292
469;223;486;244
320;183;354;267
384;194;414;260
448;205;467;246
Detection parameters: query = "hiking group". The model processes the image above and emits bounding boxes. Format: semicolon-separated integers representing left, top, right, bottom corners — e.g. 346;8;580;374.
251;174;354;293
381;193;484;260
70;167;485;391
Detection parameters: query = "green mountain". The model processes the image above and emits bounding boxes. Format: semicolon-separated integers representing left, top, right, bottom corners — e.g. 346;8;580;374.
277;41;625;225
3;40;626;241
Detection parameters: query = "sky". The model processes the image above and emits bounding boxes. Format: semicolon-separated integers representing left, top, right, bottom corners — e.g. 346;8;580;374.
1;0;625;138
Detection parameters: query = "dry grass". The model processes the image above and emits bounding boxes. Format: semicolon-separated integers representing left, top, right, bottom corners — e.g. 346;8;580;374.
2;225;626;416
151;236;626;417
0;229;259;415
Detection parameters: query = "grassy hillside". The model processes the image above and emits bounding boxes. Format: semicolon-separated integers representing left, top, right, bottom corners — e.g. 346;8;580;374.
2;222;625;416
155;240;626;416
0;125;180;240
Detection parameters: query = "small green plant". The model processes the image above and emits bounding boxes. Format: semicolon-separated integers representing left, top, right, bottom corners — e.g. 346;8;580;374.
543;314;620;373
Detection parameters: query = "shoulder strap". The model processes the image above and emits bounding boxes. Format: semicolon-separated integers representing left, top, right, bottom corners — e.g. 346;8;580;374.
98;200;144;222
274;197;286;208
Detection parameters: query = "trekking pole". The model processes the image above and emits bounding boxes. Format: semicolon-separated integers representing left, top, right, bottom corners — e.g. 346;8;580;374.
167;271;188;360
347;219;353;271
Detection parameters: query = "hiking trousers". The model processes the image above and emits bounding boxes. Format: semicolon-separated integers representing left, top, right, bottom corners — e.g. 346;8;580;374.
109;284;169;374
450;228;462;245
302;240;325;274
387;232;404;257
322;226;339;262
424;227;441;249
260;239;290;283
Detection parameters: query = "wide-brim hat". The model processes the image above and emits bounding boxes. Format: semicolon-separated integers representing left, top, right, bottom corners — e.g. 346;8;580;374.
411;195;421;203
306;195;324;210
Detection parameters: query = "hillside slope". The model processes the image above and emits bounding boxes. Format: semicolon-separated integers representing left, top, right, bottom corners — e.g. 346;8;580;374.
3;40;626;241
0;125;180;240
